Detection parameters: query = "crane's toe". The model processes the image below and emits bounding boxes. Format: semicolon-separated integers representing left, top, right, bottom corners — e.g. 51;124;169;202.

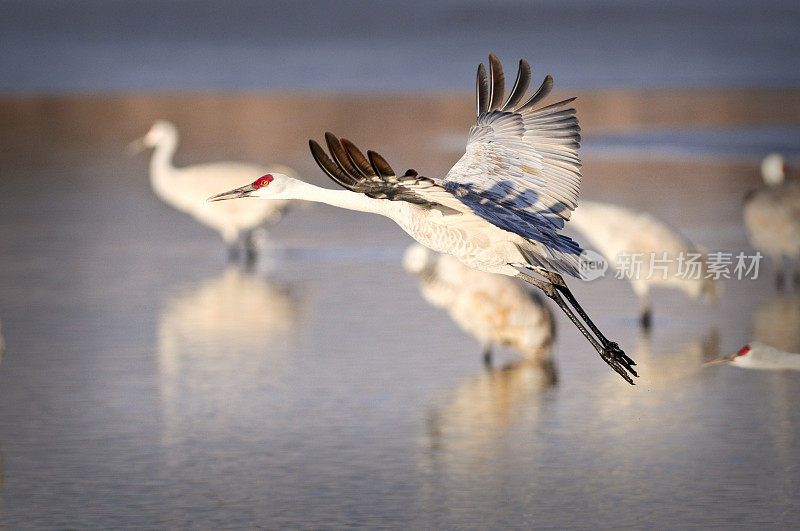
600;342;638;385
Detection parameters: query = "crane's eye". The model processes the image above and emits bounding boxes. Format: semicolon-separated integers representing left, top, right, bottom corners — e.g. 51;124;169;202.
253;174;274;189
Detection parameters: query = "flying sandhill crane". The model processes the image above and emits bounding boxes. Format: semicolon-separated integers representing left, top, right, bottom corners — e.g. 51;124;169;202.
210;54;638;383
704;342;800;371
403;244;555;365
743;153;800;288
568;200;718;329
129;120;297;261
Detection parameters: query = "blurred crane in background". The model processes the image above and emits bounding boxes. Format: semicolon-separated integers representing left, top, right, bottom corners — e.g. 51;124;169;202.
403;244;555;366
129;120;297;261
743;153;800;288
569;200;718;329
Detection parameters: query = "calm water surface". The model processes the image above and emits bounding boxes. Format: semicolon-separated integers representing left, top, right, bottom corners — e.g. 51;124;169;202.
0;96;798;528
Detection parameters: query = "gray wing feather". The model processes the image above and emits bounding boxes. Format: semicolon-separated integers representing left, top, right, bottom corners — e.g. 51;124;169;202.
444;54;583;237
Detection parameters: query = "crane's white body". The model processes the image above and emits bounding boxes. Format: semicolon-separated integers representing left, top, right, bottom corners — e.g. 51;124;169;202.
568;200;716;321
709;342;800;371
140;121;296;248
264;178;541;277
403;244;555;359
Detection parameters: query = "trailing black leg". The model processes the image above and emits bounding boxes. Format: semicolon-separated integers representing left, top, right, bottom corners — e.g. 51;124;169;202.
517;271;637;384
541;271;615;345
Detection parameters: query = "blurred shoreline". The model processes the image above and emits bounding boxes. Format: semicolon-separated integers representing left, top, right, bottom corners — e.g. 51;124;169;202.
2;88;798;178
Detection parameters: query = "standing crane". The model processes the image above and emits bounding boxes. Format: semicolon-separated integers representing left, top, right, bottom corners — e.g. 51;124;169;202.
568;200;718;328
403;244;555;366
130;120;297;261
209;54;638;384
743;153;800;288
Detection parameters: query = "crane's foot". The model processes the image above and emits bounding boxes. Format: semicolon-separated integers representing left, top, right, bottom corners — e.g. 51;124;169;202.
599;342;638;385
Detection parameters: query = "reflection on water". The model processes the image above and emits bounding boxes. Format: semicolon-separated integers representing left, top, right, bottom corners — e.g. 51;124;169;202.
425;359;557;451
752;294;800;353
158;266;298;454
592;329;719;413
1;94;800;527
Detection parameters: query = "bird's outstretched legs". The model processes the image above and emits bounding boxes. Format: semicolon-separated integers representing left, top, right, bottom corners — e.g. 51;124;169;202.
517;271;638;384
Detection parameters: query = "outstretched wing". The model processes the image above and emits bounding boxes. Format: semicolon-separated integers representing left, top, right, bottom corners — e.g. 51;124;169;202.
309;132;463;215
443;53;583;237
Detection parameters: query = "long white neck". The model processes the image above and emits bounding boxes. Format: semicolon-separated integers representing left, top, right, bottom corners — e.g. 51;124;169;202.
281;178;394;217
149;129;179;195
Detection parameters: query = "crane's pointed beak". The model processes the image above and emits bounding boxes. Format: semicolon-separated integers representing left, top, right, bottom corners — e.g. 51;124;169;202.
207;184;255;202
702;353;736;367
126;137;146;156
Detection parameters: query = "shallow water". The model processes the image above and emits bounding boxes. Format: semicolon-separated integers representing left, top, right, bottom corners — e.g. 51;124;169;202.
0;95;799;527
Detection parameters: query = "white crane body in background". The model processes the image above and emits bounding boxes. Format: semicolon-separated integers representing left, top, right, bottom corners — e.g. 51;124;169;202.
210;54;638;384
131;120;297;260
569;200;717;328
403;244;555;365
744;154;800;288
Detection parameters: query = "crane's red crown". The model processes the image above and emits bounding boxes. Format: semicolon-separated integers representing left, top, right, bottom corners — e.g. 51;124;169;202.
736;345;750;357
253;174;274;189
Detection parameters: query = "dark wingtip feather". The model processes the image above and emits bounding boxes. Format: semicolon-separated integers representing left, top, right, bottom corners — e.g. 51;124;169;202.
309;138;356;188
518;75;554;112
487;53;505;111
324;132;361;178
367;150;395;178
341;138;376;177
476;63;489;116
500;59;531;111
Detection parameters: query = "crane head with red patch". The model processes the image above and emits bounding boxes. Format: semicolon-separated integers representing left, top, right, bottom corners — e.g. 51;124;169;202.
208;174;274;202
703;343;751;366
